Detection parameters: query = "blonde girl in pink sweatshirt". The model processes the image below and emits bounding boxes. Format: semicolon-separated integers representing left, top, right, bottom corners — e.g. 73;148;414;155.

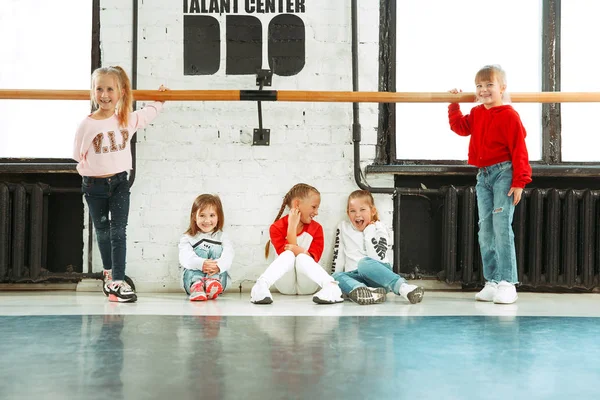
73;66;167;303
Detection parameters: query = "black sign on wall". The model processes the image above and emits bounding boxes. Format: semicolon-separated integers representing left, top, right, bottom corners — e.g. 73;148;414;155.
183;0;307;76
267;14;305;77
183;16;221;75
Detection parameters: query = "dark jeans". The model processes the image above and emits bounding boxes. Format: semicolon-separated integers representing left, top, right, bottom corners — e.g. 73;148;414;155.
83;171;130;281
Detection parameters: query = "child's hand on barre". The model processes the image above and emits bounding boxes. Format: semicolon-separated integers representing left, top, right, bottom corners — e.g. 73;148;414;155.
157;85;169;103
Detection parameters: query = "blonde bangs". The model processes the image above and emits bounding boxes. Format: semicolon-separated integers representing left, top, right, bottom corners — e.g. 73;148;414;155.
475;65;506;86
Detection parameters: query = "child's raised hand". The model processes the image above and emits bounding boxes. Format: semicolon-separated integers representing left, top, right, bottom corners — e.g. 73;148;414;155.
288;207;301;228
158;84;168;103
448;89;462;105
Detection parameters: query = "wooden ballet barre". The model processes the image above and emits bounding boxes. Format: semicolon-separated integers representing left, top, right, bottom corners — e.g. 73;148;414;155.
2;89;600;103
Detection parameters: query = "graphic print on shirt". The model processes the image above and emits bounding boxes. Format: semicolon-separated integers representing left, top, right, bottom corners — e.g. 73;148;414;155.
193;238;222;259
371;237;387;260
91;130;130;154
331;228;341;269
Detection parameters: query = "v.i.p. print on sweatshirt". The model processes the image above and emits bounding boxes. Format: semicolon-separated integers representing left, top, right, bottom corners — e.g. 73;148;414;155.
91;130;130;154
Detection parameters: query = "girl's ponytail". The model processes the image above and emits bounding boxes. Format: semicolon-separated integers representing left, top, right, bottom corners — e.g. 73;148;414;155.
264;195;290;258
112;66;133;128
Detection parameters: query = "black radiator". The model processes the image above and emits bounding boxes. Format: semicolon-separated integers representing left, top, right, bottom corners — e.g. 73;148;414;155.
0;182;49;282
441;186;600;290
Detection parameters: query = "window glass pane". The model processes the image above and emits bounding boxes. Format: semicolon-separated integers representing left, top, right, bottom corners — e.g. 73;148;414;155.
0;1;92;159
395;0;542;161
561;1;600;162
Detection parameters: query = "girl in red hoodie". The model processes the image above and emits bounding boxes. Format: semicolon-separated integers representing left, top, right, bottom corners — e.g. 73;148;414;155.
448;65;532;305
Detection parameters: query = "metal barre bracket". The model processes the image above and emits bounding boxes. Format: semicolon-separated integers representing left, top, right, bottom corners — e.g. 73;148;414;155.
252;69;273;146
256;69;272;87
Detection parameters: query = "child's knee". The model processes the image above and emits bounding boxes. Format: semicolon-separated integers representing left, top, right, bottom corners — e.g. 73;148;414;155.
194;248;210;258
280;250;296;260
357;257;389;274
357;257;376;271
296;252;312;262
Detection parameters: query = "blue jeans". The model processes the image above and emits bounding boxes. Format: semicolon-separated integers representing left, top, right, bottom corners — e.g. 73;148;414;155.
332;257;407;295
475;161;518;284
182;246;228;294
83;171;130;281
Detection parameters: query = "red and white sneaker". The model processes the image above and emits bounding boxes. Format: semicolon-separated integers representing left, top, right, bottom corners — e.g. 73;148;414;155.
189;280;207;301
205;278;223;300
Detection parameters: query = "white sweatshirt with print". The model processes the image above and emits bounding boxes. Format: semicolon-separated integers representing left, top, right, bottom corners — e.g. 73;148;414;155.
331;220;391;273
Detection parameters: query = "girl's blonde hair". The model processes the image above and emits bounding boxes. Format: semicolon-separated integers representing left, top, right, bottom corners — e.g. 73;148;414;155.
475;64;506;86
264;183;320;258
90;66;133;128
475;64;510;104
185;194;225;236
347;190;380;222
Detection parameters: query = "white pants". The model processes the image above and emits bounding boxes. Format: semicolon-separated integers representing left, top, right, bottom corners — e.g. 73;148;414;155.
260;250;334;295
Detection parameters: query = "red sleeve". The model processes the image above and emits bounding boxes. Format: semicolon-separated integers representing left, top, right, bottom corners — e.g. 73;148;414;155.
306;223;324;262
506;111;532;188
269;216;288;255
448;103;473;137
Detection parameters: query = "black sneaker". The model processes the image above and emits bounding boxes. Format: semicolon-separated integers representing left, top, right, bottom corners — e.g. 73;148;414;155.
348;286;387;305
108;281;137;303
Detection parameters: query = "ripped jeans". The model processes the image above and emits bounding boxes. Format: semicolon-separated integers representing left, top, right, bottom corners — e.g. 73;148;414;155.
475;161;518;284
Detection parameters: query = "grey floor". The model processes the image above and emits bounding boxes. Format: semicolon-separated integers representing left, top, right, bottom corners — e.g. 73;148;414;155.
0;291;599;400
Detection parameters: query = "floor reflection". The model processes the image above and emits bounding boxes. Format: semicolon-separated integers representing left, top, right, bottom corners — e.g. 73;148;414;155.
0;315;598;400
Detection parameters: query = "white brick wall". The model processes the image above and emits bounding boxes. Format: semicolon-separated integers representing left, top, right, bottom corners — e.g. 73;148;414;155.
95;0;394;292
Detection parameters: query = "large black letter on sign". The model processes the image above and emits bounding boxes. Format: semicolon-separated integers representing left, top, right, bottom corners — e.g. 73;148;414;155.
268;14;305;76
184;15;220;75
226;16;262;75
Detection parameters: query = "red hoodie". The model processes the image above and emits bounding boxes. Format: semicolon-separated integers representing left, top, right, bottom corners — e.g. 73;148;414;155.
448;103;532;188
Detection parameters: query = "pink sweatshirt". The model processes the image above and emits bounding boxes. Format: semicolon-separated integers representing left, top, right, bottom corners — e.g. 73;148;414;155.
72;102;163;176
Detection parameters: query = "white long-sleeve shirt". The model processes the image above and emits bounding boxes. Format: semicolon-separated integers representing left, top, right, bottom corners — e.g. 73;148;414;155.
331;220;391;273
178;230;234;278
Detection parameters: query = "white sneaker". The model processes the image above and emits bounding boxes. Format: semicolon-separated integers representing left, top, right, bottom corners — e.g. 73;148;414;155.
250;279;273;304
399;283;424;304
313;281;344;304
475;282;498;302
493;281;518;304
